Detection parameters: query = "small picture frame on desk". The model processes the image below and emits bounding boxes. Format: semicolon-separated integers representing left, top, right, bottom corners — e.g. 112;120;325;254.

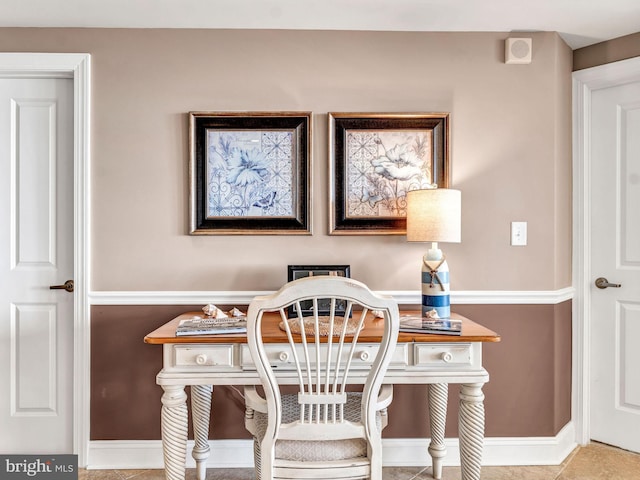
287;265;351;316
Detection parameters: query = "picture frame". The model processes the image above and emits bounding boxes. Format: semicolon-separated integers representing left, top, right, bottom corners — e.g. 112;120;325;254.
328;113;450;235
189;111;312;235
287;265;351;316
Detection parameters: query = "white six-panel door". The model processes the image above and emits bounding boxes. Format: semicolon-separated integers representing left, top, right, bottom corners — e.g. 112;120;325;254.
0;77;74;453
589;77;640;454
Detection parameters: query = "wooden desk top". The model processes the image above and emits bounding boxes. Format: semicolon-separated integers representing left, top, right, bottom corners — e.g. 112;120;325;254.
144;311;501;345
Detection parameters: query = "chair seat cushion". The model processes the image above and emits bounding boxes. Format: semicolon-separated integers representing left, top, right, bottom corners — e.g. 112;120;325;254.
252;392;382;462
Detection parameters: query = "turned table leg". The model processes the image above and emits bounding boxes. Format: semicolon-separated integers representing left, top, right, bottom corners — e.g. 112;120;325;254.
427;383;448;480
458;383;485;480
191;385;213;480
161;385;188;480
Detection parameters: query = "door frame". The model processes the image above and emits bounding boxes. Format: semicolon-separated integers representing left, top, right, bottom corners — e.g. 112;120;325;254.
572;55;640;446
0;53;91;465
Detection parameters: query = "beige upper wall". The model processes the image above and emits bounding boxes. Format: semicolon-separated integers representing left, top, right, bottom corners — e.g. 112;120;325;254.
0;29;573;292
573;31;640;71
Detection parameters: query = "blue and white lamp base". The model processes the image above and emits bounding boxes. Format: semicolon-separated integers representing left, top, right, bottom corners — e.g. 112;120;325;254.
421;254;450;319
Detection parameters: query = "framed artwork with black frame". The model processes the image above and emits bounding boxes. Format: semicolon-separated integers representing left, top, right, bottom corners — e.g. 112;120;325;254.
189;111;312;235
287;265;351;316
329;112;450;235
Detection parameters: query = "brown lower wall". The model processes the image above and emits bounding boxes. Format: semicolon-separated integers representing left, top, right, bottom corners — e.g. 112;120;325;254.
90;302;572;440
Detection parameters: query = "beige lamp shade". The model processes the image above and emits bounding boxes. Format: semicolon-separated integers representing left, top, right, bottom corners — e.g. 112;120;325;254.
406;188;461;243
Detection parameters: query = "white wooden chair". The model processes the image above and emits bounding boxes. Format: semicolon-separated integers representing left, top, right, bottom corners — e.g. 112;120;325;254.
244;275;400;480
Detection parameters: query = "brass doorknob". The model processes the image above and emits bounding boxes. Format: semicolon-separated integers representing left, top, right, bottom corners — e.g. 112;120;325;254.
50;280;74;293
595;277;621;289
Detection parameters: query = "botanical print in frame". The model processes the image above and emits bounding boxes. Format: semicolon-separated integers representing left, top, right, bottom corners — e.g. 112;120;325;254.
206;130;294;218
345;129;434;218
329;113;449;235
189;112;311;235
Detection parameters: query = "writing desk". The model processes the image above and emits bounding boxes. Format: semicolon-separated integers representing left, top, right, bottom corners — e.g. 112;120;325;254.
145;312;500;480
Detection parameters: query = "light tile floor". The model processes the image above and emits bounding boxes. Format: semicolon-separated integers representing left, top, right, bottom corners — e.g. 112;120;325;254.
79;442;640;480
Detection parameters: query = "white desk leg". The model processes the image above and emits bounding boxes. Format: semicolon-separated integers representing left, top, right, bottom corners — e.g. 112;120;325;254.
191;385;213;480
161;385;188;480
427;383;448;480
458;383;485;480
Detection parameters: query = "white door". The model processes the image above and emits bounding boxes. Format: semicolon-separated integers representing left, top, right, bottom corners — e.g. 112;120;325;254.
590;77;640;453
0;77;74;453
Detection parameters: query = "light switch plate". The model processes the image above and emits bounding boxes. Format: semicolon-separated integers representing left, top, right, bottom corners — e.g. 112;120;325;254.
511;222;527;246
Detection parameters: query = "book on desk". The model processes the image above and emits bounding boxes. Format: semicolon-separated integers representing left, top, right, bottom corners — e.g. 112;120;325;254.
175;317;247;336
399;315;462;335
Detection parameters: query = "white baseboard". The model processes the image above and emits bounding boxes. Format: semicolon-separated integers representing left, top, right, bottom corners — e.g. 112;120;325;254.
88;422;577;470
482;422;577;466
88;439;250;470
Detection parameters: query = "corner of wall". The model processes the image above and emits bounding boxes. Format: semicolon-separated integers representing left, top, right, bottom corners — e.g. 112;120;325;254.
552;34;574;290
553;300;573;433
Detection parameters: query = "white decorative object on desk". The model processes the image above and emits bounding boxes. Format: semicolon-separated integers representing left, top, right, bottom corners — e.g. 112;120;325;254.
202;304;228;318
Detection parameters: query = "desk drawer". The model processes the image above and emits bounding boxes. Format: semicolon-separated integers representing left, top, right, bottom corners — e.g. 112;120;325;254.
173;345;234;368
413;343;472;367
240;343;408;371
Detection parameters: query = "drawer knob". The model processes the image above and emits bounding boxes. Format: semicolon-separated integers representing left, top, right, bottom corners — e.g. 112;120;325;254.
359;351;370;361
441;352;453;363
195;354;208;365
278;351;289;362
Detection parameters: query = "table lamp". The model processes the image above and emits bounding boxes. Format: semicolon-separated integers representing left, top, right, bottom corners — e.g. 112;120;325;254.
406;188;461;319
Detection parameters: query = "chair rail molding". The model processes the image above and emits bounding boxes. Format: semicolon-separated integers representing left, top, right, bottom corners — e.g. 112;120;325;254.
89;287;574;306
